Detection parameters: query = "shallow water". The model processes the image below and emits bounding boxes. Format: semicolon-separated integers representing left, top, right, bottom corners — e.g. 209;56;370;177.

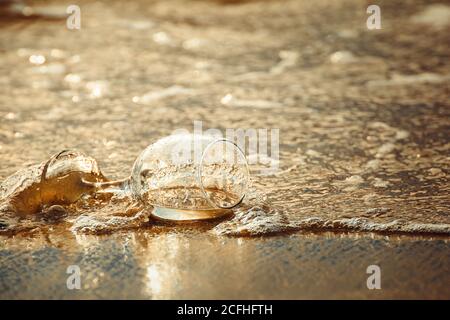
1;228;449;299
0;0;449;298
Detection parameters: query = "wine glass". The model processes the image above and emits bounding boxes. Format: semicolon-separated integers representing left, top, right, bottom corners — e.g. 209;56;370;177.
97;133;250;221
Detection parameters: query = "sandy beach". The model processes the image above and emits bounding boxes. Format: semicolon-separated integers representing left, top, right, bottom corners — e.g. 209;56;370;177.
0;0;449;299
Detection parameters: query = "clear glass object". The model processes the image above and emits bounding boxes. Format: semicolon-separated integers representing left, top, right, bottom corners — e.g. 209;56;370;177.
97;133;250;221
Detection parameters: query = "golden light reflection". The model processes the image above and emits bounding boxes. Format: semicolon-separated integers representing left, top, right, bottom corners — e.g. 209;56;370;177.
146;264;163;296
142;233;182;299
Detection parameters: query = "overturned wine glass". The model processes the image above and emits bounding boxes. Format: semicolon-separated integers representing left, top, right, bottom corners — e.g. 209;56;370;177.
91;133;250;221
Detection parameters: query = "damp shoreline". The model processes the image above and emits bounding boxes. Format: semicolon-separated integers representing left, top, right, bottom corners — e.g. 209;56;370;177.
0;0;449;299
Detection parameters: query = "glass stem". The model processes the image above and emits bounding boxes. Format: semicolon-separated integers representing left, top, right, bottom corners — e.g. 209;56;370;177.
83;177;131;196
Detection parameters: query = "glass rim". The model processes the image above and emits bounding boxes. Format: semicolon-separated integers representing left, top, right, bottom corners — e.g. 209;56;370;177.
197;138;250;210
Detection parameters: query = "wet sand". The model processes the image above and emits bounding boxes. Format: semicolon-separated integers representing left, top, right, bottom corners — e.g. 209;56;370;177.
1;228;449;299
0;0;449;298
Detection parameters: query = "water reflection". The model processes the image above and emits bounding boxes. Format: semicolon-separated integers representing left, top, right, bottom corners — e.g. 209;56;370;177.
143;234;182;298
2;228;448;299
29;54;45;65
86;81;109;99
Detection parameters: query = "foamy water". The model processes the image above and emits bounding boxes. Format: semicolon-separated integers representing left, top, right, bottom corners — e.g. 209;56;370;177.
1;166;449;237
